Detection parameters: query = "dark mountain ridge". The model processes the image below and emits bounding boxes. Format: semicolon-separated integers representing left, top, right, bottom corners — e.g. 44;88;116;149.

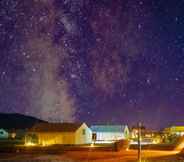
0;113;46;129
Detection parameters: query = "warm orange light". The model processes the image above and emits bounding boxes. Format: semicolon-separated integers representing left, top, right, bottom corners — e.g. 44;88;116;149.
41;140;53;146
25;142;36;146
11;133;16;139
91;143;94;147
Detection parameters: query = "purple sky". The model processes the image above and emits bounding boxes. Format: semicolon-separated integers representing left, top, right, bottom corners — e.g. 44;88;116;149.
0;0;184;129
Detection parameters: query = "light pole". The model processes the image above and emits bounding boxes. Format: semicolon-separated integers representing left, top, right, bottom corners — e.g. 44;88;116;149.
138;122;142;162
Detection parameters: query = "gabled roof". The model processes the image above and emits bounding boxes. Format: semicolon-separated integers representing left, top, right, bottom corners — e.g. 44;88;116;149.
29;123;83;133
91;125;128;133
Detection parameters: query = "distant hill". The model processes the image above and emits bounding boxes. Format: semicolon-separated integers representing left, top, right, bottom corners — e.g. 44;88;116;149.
0;113;46;129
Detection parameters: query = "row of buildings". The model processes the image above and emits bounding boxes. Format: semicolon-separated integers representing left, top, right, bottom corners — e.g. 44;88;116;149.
1;122;184;146
0;123;130;146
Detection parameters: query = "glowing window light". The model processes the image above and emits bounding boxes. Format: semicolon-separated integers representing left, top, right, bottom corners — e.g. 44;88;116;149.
25;142;36;146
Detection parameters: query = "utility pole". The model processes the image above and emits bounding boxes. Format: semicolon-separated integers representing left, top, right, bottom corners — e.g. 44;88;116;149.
138;122;142;162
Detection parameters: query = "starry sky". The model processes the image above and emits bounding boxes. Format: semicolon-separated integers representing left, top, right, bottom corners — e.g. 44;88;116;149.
0;0;184;129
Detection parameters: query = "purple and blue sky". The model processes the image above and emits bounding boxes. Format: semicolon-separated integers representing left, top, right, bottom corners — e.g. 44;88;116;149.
0;0;184;129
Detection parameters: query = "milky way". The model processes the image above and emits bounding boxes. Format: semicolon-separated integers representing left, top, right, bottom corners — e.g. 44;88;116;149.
0;0;184;129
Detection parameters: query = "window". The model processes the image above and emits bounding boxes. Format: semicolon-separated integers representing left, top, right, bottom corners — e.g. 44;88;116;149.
82;129;86;135
92;133;97;141
0;131;4;135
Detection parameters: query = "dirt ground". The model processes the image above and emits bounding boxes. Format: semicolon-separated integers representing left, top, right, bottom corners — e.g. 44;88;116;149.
0;149;183;162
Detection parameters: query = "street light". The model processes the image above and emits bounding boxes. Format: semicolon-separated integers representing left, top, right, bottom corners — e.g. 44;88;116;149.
138;122;142;162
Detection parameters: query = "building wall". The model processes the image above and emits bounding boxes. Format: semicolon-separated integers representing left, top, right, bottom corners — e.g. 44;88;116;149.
164;126;184;136
33;132;75;145
75;123;92;144
96;132;125;142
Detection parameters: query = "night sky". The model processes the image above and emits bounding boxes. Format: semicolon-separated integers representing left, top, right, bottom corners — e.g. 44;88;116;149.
0;0;184;129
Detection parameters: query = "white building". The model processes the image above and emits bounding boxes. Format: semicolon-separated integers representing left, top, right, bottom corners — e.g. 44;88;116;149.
91;125;129;143
0;129;9;139
26;122;92;146
164;126;184;136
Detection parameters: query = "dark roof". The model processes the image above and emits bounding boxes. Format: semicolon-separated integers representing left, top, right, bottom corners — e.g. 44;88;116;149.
91;125;128;133
29;123;83;132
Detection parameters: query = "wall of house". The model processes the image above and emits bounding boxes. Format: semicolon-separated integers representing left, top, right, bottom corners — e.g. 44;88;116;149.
95;132;125;142
61;132;76;144
124;126;130;139
0;129;9;139
35;132;75;145
75;123;92;144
